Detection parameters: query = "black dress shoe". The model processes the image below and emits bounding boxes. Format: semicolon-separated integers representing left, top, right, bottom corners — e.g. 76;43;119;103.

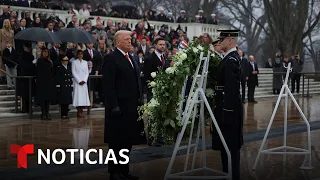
125;173;139;180
110;173;128;180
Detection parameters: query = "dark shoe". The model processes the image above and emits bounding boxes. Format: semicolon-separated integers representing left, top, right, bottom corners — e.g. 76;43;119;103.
110;173;129;180
46;113;51;120
125;173;139;180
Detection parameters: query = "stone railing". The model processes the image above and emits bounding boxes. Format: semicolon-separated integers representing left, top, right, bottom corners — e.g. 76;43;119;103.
0;5;229;40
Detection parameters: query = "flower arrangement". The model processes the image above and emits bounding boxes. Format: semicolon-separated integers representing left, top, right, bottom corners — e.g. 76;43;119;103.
138;40;221;143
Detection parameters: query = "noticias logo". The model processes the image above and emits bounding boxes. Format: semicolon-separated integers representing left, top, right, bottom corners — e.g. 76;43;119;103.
10;144;130;169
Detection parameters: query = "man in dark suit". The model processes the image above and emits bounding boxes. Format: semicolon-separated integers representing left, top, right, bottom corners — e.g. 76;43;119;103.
143;38;169;101
14;18;27;55
50;43;60;68
238;49;249;103
212;30;243;180
66;15;77;28
137;37;150;57
247;55;259;103
83;43;102;75
83;43;103;105
102;30;146;180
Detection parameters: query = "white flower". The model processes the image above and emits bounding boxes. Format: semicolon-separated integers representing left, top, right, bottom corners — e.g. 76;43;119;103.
211;53;215;57
178;52;187;61
205;88;214;96
165;67;175;74
193;47;199;53
151;72;157;78
149;98;159;107
150;81;156;87
197;45;204;51
174;61;182;67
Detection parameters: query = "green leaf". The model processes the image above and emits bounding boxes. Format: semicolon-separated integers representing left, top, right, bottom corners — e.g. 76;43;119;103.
170;120;175;128
164;119;170;125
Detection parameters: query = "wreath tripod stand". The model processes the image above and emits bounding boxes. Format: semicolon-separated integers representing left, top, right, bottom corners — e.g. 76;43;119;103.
164;52;232;180
252;62;313;170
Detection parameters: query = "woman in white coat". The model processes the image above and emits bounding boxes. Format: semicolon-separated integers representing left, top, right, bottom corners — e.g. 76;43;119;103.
72;50;90;118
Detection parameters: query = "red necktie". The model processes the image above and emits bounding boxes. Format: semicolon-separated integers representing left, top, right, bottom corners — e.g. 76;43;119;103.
161;55;165;66
125;53;133;67
89;50;93;59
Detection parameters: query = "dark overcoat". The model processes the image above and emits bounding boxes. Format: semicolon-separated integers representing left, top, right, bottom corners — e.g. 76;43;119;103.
16;51;35;97
212;50;244;151
273;57;283;89
247;61;259;87
35;58;56;104
55;63;73;105
102;48;146;146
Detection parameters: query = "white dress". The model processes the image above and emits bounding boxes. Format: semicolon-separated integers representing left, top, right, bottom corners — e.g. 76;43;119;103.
71;59;90;107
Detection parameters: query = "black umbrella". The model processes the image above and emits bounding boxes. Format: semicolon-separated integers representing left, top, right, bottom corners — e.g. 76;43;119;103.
111;1;135;10
47;0;71;10
56;28;96;43
14;27;61;43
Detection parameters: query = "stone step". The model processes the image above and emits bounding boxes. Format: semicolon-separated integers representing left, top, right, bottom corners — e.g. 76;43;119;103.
0;101;19;107
243;84;320;94
0;95;15;101
257;83;317;88
257;78;319;84
255;90;320;98
0;89;15;95
0;85;9;90
253;88;320;96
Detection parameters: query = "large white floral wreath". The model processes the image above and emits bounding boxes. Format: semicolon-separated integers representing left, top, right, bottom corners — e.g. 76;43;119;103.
138;41;221;143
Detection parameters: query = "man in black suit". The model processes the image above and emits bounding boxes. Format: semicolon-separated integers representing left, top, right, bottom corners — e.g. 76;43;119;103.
137;37;150;57
83;43;102;75
143;38;169;101
238;49;249;103
14;18;27;55
50;43;60;68
247;55;259;103
84;43;103;105
102;30;146;180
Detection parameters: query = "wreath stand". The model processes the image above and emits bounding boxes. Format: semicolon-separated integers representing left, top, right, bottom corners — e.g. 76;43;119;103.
252;62;313;170
164;52;232;180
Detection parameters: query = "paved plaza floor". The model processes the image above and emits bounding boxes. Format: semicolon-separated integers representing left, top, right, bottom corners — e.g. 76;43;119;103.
0;96;320;180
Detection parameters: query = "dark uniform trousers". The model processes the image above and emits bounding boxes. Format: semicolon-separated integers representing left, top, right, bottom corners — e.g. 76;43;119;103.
241;79;246;102
221;148;241;180
60;104;69;117
108;143;132;175
247;85;256;101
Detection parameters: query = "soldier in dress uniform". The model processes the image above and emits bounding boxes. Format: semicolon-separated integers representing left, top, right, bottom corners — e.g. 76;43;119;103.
177;10;188;23
198;10;207;23
211;30;243;180
55;56;73;119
